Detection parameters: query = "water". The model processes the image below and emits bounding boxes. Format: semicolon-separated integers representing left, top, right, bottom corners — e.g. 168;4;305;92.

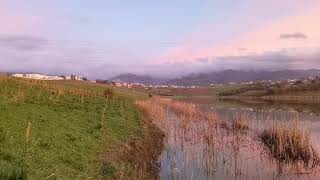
201;99;320;148
158;98;320;180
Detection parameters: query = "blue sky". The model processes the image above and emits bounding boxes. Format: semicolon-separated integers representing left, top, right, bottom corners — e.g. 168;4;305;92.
1;0;320;78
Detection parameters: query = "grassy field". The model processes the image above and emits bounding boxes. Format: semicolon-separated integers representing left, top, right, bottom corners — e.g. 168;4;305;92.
128;84;247;99
0;75;156;179
217;81;320;98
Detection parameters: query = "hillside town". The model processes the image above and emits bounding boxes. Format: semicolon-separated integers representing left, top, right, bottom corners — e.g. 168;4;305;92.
96;80;197;89
111;81;196;89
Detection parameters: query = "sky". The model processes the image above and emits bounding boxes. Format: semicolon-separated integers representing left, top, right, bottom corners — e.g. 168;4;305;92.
0;0;320;79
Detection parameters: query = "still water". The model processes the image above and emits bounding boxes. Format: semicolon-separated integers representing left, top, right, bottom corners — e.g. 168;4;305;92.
158;98;320;180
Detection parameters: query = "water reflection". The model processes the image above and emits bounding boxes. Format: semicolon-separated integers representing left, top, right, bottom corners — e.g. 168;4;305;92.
158;98;320;180
201;99;320;149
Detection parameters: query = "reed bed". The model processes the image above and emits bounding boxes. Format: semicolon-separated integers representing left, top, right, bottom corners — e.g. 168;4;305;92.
259;120;320;166
136;97;320;179
155;98;202;118
148;98;219;125
136;98;253;179
135;100;166;122
231;113;250;130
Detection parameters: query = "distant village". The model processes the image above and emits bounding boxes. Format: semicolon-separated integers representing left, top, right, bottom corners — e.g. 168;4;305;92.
10;73;191;89
96;79;197;89
238;75;320;88
11;73;320;90
12;73;86;81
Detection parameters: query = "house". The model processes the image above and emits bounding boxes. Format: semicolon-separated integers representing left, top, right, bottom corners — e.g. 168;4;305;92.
114;82;122;87
131;83;145;88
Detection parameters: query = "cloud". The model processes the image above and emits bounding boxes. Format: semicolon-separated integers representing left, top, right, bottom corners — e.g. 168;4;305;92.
216;48;320;69
151;47;320;77
0;34;48;51
279;32;308;39
156;9;320;69
0;34;155;78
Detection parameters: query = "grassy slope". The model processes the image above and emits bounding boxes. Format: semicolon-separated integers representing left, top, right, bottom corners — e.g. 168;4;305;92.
0;76;144;179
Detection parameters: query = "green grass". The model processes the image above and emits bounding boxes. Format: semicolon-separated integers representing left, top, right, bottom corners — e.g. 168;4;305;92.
0;76;144;179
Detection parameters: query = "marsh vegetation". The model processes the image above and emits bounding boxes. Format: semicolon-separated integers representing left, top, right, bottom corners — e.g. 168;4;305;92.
137;97;320;179
260;120;319;166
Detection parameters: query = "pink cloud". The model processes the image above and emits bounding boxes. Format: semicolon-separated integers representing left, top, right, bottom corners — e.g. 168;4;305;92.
157;2;320;65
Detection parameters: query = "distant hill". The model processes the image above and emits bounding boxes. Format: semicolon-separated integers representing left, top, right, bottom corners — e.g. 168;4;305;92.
168;69;320;86
109;73;168;85
109;69;320;86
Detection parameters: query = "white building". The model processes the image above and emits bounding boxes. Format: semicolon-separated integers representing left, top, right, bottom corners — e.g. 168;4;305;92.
114;82;122;87
12;73;64;80
66;75;83;81
12;74;24;78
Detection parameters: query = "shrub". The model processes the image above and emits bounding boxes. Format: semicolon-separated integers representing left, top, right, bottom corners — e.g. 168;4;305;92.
99;163;116;177
104;88;115;99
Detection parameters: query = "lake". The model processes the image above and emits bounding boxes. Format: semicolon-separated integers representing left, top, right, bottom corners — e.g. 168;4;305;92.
157;98;320;180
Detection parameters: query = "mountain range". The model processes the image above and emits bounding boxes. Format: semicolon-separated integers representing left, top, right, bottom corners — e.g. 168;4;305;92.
109;73;169;85
109;69;320;86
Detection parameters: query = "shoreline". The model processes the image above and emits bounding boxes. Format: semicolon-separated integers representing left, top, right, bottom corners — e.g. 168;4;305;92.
219;95;320;101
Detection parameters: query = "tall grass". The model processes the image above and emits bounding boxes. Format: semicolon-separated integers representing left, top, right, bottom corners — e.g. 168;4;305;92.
144;97;219;126
136;99;166;124
231;113;250;130
153;98;202;118
136;97;320;178
260;120;319;167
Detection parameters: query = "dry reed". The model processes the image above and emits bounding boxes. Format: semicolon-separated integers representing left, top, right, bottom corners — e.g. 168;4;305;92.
141;98;219;126
135;97;320;178
260;120;319;166
231;113;249;130
25;122;32;144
